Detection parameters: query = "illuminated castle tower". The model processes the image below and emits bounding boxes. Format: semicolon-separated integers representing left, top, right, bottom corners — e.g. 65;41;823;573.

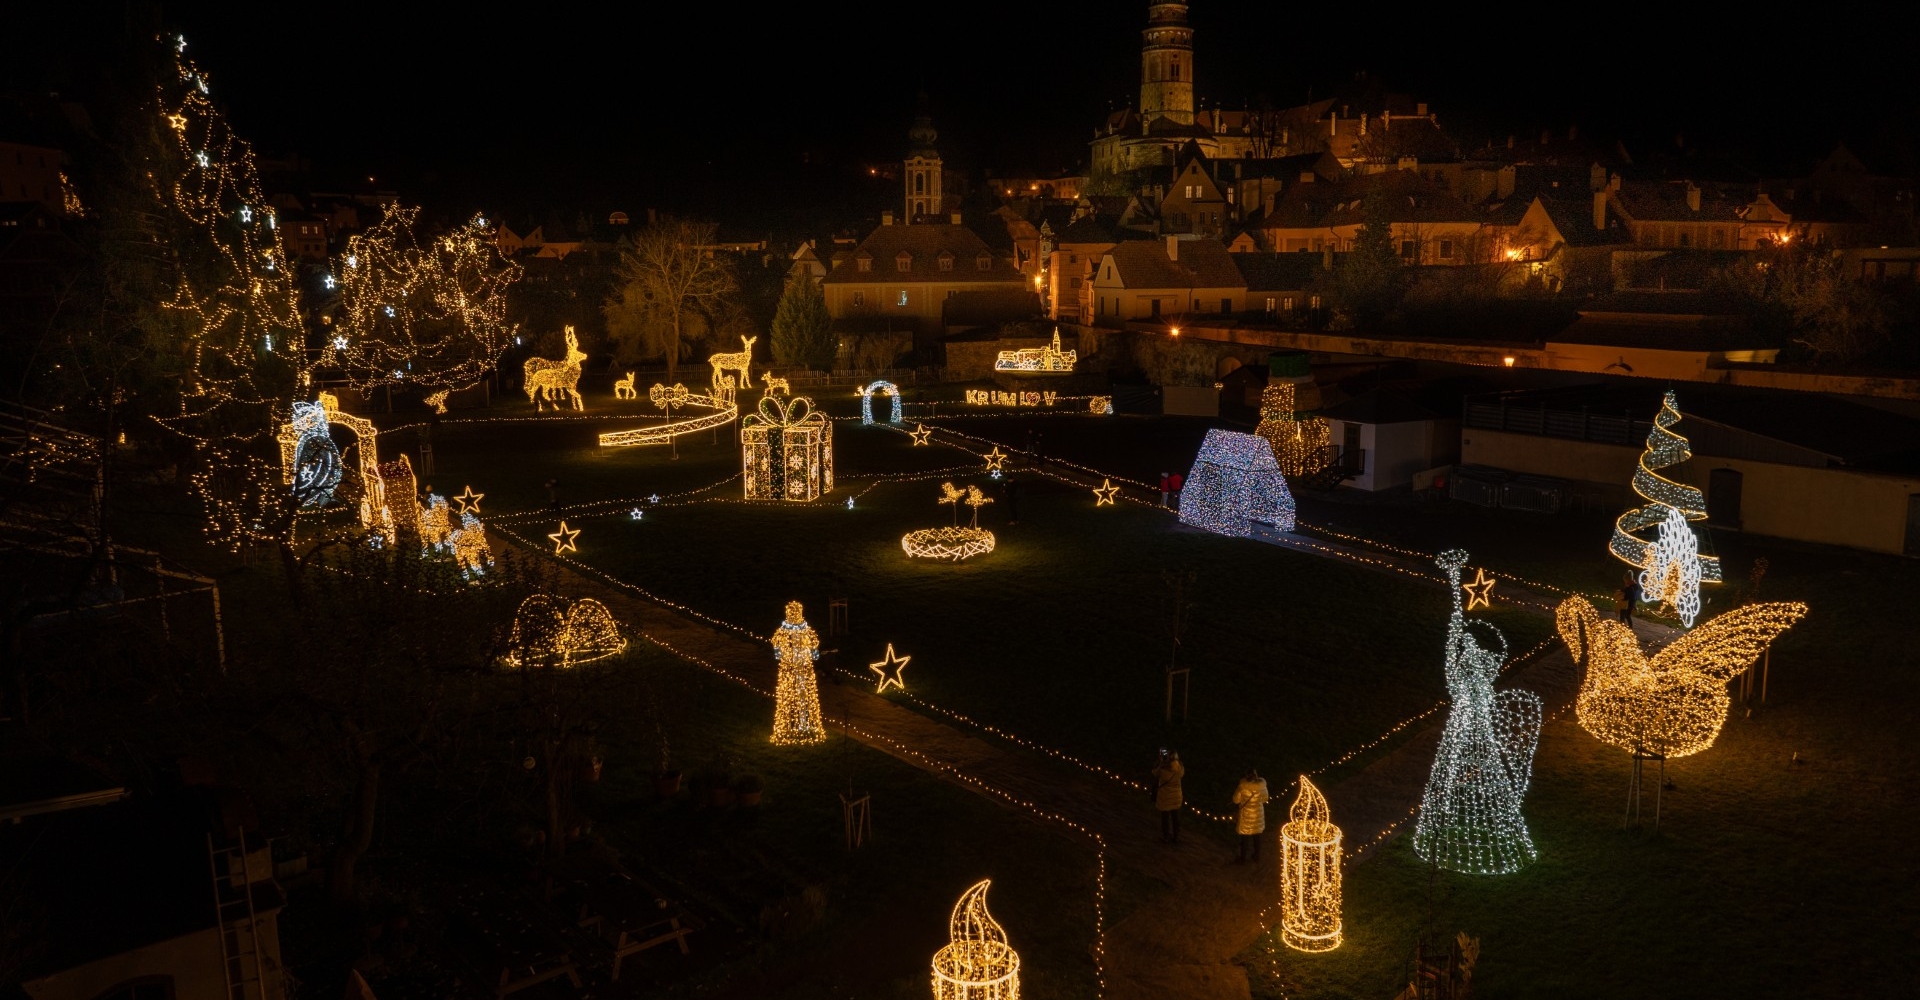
1140;2;1195;125
905;100;943;222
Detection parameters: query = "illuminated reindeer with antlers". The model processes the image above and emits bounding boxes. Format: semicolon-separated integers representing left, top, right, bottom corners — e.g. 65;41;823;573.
523;325;587;411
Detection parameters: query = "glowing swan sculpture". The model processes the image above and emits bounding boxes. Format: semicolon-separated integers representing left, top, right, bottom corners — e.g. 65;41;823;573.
1556;596;1807;759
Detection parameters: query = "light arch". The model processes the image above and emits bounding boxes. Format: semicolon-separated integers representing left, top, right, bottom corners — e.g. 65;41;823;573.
859;380;903;424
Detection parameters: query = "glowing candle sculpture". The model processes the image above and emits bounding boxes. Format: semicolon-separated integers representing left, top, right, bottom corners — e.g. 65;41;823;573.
1556;596;1807;759
1412;550;1543;875
503;594;627;669
1280;775;1343;953
770;601;826;745
931;880;1020;1000
1610;390;1720;583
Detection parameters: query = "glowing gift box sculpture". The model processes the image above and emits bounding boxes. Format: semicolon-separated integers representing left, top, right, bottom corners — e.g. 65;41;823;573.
503;594;627;669
742;395;834;501
1556;595;1806;760
1412;550;1543;875
1178;429;1297;537
931;879;1020;1000
1280;775;1343;952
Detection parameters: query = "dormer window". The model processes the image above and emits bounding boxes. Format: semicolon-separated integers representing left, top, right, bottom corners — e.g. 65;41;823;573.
857;255;873;273
938;251;955;271
896;251;913;272
976;253;992;271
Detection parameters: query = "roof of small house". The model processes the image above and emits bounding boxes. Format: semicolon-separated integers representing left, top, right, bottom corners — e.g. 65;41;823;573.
822;224;1025;286
1103;238;1244;290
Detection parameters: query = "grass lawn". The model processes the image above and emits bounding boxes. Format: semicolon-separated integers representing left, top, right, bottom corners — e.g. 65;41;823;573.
1243;522;1920;999
417;401;1553;818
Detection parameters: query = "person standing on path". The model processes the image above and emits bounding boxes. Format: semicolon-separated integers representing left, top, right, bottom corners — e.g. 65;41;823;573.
1617;571;1640;625
1231;768;1270;864
1159;472;1171;507
1169;471;1185;508
1152;750;1185;844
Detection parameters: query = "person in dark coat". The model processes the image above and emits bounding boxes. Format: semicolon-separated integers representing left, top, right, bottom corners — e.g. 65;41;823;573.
1617;572;1641;625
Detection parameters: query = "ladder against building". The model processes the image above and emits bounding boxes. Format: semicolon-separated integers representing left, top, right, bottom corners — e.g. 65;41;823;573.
206;828;280;1000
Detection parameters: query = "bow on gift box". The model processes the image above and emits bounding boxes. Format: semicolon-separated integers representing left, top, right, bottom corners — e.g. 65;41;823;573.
649;383;693;409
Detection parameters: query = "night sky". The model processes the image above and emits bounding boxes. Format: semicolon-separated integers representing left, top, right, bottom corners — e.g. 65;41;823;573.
12;3;1917;227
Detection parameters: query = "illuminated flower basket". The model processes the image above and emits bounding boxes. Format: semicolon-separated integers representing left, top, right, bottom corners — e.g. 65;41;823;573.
743;396;834;501
903;483;996;562
1280;775;1343;953
931;880;1020;1000
502;594;627;670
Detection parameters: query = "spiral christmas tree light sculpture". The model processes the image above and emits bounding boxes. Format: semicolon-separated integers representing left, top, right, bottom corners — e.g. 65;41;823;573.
1611;391;1720;584
1412;550;1543;875
1280;775;1343;953
931;879;1020;1000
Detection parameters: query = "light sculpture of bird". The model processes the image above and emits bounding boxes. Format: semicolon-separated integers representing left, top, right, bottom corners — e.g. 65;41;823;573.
1555;596;1807;759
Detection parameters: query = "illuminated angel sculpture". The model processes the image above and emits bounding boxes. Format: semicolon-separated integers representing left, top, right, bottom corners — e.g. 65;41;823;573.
1412;550;1543;875
770;601;826;745
931;879;1020;1000
1556;596;1807;759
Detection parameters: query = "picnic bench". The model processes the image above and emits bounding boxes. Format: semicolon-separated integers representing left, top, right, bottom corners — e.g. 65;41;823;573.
541;853;701;981
453;889;584;999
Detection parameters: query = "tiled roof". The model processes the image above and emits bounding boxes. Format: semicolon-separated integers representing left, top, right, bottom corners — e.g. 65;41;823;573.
1056;215;1121;244
1232;252;1321;291
1612;182;1753;223
1536;196;1633;248
1105;238;1244;290
822;224;1025;286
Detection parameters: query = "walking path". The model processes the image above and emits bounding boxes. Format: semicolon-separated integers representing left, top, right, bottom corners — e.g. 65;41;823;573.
493;500;1674;1000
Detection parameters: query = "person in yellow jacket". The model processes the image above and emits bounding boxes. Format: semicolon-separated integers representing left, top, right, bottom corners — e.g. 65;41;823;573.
1152;749;1185;844
1232;768;1271;864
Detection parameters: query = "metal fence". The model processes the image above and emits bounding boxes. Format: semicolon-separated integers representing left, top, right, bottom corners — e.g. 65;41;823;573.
1462;401;1654;446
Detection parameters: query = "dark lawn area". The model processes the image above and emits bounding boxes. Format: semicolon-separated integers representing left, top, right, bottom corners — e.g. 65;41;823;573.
418;404;1552;817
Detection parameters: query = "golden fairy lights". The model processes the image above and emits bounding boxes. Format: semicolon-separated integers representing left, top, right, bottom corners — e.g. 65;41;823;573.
1610;390;1721;584
1557;596;1807;759
904;482;996;561
965;389;1058;408
742;396;834;501
524;326;587;411
994;328;1077;372
770;601;827;745
1254;382;1330;477
869;643;912;693
328;203;520;395
503;594;628;669
1280;775;1343;953
154;36;308;550
931;880;1021;1000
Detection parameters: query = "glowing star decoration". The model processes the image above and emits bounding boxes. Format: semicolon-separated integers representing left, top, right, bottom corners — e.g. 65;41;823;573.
1556;596;1806;759
548;520;580;555
503;594;627;670
769;601;826;745
741;395;834;501
524;326;586;411
859;380;904;424
629;507;644;520
1641;506;1703;626
451;485;484;516
1611;391;1721;584
1254;381;1331;477
1177;429;1297;537
1089;395;1113;415
994;328;1077;372
1412;550;1543;875
869;643;912;693
846;496;855;510
910;423;933;446
983;447;1007;473
1092;479;1120;506
1461;568;1496;611
1280;775;1344;953
931;880;1020;1000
